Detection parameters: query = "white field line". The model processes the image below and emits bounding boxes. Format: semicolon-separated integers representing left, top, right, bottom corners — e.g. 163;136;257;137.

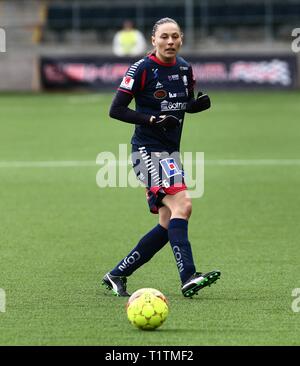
0;159;300;168
205;159;300;166
0;160;96;168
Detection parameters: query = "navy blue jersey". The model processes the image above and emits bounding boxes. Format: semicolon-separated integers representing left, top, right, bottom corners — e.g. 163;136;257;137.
118;54;195;152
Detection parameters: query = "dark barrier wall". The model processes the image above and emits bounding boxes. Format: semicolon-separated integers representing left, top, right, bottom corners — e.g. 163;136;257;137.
40;55;298;90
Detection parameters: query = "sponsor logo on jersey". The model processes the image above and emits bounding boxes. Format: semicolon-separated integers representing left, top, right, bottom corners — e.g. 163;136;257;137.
168;92;186;98
161;100;187;111
168;74;179;81
152;68;159;79
154;89;167;99
155;81;163;88
160;158;181;178
120;75;134;90
180;66;189;71
182;75;188;86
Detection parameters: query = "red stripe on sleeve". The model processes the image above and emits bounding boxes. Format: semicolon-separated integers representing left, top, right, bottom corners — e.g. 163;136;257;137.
140;69;147;91
117;88;134;96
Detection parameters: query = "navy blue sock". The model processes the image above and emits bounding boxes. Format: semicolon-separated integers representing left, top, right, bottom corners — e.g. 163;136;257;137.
168;218;196;284
110;224;169;276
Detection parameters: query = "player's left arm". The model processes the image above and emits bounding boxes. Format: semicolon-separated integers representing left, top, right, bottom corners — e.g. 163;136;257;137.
185;65;211;114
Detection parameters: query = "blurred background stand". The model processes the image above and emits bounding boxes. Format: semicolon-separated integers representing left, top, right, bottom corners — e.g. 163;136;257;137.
0;0;299;91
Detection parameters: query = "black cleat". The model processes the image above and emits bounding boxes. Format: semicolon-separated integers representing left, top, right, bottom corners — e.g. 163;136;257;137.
181;270;221;298
102;273;130;297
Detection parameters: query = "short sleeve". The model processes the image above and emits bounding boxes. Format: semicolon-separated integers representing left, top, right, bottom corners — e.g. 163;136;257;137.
118;58;146;96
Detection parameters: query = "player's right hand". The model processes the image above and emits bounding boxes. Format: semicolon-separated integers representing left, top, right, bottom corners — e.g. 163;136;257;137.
150;115;180;129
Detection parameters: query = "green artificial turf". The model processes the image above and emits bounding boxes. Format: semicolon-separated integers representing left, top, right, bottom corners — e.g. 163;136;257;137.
0;91;299;345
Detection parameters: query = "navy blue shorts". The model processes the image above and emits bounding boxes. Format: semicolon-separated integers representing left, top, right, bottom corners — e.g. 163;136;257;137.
131;145;187;214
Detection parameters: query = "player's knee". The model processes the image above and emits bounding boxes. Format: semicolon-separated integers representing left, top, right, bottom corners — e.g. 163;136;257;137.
173;198;192;219
159;217;170;229
183;199;192;219
159;211;171;229
159;207;171;229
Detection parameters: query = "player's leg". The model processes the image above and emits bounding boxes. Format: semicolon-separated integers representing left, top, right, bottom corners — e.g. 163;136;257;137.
102;148;171;296
102;206;171;297
162;190;195;282
162;190;221;297
158;205;171;229
162;189;192;220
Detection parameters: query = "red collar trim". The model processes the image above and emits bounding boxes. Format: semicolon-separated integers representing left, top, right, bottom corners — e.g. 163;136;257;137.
149;54;177;67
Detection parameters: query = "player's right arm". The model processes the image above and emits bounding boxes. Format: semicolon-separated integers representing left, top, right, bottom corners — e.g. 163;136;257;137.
110;92;180;128
109;60;152;125
109;61;179;128
109;90;152;125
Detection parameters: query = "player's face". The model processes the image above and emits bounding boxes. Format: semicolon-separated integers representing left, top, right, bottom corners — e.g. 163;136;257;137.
152;22;182;63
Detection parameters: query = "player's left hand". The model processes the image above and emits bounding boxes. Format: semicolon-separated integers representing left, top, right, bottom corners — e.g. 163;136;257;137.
186;91;211;113
194;91;211;111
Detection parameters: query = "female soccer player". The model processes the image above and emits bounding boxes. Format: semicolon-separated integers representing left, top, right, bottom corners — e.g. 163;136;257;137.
102;18;221;297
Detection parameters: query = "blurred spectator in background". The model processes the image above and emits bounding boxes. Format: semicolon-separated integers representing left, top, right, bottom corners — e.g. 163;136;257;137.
32;1;48;44
112;20;146;56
